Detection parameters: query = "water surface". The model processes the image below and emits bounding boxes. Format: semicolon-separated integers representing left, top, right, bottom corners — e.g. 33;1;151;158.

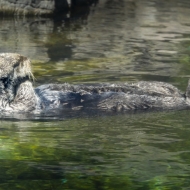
0;0;190;189
1;111;190;189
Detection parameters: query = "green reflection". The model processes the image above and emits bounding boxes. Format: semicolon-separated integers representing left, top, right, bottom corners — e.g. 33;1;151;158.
32;55;134;84
0;111;190;189
179;41;190;76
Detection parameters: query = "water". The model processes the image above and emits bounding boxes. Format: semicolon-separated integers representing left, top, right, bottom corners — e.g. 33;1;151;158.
1;111;190;189
0;0;190;189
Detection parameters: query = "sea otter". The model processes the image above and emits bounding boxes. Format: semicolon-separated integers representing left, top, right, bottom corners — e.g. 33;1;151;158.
0;53;190;114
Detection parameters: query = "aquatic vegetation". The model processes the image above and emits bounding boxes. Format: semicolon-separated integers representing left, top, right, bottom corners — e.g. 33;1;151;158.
0;111;190;189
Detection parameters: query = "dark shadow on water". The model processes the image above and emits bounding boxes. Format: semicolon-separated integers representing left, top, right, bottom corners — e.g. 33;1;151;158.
0;107;188;121
47;0;99;62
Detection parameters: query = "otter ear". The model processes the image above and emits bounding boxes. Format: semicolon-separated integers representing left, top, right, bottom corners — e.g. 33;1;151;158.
185;79;190;98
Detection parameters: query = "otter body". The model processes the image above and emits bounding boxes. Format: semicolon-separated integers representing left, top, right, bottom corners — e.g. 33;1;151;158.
0;53;190;114
35;82;189;112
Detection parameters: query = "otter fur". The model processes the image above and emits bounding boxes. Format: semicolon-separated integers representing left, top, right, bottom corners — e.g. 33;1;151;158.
0;53;190;114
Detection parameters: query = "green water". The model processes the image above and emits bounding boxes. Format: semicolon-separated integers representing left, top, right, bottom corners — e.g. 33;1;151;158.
0;0;190;189
1;111;190;189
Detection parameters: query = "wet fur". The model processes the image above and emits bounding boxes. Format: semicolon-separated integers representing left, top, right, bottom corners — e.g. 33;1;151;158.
0;53;190;114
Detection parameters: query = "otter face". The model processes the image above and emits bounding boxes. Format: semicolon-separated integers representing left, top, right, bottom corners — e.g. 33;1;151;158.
0;53;34;103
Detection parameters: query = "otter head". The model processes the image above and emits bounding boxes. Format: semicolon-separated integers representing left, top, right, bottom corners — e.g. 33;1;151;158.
0;53;33;80
0;53;34;105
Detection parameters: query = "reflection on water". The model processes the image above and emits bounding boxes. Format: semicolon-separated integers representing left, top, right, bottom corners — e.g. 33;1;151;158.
0;0;190;85
0;0;190;189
